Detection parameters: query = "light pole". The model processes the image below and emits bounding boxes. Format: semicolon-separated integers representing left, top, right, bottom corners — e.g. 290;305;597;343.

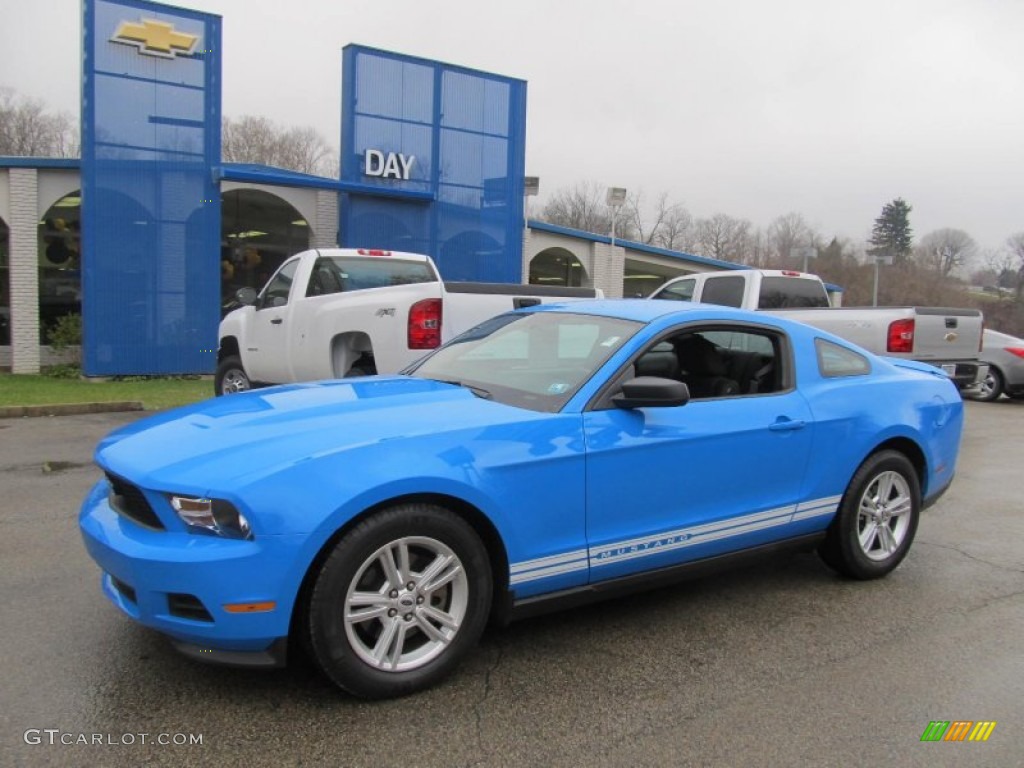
523;176;539;283
789;246;815;273
872;251;893;307
523;176;539;232
606;186;627;249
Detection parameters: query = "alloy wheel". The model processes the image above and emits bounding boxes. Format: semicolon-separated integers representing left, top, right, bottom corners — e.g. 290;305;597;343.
856;470;913;561
344;536;469;672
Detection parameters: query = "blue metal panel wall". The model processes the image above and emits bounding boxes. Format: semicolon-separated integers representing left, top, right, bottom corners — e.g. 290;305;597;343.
341;46;526;283
82;0;221;375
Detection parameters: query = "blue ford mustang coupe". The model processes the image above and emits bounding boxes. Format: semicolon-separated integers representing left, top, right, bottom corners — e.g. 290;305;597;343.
80;300;963;698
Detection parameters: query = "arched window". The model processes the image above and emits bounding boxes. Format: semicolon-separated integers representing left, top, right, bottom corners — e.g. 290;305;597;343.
0;215;9;345
221;189;311;303
529;248;587;287
37;191;81;344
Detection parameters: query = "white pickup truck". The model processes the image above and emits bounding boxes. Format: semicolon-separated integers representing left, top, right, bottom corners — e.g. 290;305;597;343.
215;248;601;394
649;269;986;390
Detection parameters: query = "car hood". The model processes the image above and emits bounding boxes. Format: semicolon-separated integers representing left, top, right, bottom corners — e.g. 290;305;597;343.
96;377;537;492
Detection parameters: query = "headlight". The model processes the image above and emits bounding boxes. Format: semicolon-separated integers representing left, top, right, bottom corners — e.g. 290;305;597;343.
169;495;252;540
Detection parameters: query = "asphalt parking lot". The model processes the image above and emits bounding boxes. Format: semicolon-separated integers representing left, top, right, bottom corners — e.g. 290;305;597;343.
1;400;1021;767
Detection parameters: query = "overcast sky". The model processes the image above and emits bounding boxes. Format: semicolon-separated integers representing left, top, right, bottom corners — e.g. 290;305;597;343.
2;0;1022;252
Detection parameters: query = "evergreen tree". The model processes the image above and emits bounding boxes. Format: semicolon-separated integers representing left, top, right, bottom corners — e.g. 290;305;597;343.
868;198;914;265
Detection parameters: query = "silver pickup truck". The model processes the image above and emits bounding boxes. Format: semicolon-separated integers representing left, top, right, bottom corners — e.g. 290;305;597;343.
650;269;986;391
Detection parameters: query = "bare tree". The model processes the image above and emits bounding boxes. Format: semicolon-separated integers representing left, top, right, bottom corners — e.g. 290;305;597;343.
693;213;752;263
745;228;774;268
622;190;660;245
656;204;697;252
0;88;78;157
277;126;337;177
222;115;336;176
538;181;619;237
916;228;976;277
621;190;695;250
1006;232;1024;301
767;212;815;267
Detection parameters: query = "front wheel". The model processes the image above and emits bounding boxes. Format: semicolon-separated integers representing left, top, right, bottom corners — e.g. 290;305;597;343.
214;355;252;396
970;367;1003;402
819;450;921;580
307;504;492;699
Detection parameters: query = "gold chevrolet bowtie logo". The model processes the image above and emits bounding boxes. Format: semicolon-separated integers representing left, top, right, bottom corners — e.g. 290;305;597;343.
111;19;199;58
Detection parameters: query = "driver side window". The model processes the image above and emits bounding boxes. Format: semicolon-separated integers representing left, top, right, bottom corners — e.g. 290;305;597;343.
258;259;299;309
632;326;785;399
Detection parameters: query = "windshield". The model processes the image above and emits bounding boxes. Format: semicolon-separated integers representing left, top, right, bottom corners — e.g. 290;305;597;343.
408;311;642;412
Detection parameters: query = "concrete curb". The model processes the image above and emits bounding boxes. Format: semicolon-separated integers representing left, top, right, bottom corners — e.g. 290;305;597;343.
0;401;145;419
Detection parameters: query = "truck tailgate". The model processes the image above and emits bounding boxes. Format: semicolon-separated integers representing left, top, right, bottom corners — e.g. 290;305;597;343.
909;308;983;362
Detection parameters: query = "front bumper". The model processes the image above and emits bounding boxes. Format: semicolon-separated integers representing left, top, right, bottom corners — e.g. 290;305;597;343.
79;479;307;663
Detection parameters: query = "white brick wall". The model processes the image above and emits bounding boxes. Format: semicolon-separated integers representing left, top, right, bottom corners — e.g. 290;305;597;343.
521;228;532;281
9;169;40;374
313;191;338;247
592;242;625;298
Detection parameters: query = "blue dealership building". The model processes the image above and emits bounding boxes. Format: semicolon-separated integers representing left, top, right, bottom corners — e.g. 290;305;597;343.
0;0;732;375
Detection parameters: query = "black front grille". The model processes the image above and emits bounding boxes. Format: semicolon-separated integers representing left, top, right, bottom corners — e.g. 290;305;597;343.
105;472;165;530
168;593;214;622
110;575;137;604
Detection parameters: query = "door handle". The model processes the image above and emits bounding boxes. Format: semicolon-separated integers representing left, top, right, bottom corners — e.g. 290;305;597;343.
271;318;283;325
769;418;806;432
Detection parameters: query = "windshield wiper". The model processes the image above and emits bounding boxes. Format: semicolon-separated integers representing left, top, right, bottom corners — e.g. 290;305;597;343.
433;378;492;399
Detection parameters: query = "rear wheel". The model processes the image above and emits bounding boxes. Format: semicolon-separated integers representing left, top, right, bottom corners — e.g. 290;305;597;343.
215;356;251;396
307;504;492;699
819;450;921;580
344;354;376;378
970;367;1004;402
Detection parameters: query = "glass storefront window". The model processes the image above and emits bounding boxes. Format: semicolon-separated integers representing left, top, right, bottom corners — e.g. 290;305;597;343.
37;193;82;345
221;190;311;312
529;249;586;287
0;217;9;345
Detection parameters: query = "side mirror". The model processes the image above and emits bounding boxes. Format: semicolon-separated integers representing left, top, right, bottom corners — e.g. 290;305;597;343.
612;377;690;409
235;287;258;306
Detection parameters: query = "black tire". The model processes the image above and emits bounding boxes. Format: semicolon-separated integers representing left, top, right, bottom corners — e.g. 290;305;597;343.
307;504;492;699
818;450;921;580
970;367;1004;402
214;355;251;396
344;355;376;378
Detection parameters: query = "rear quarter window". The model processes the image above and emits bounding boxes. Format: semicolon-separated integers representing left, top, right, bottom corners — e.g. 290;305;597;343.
816;338;871;377
758;277;830;308
700;276;746;307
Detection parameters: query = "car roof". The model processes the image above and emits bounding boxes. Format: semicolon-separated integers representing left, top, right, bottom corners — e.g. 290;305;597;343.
529;298;765;324
530;298;871;355
311;248;430;262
